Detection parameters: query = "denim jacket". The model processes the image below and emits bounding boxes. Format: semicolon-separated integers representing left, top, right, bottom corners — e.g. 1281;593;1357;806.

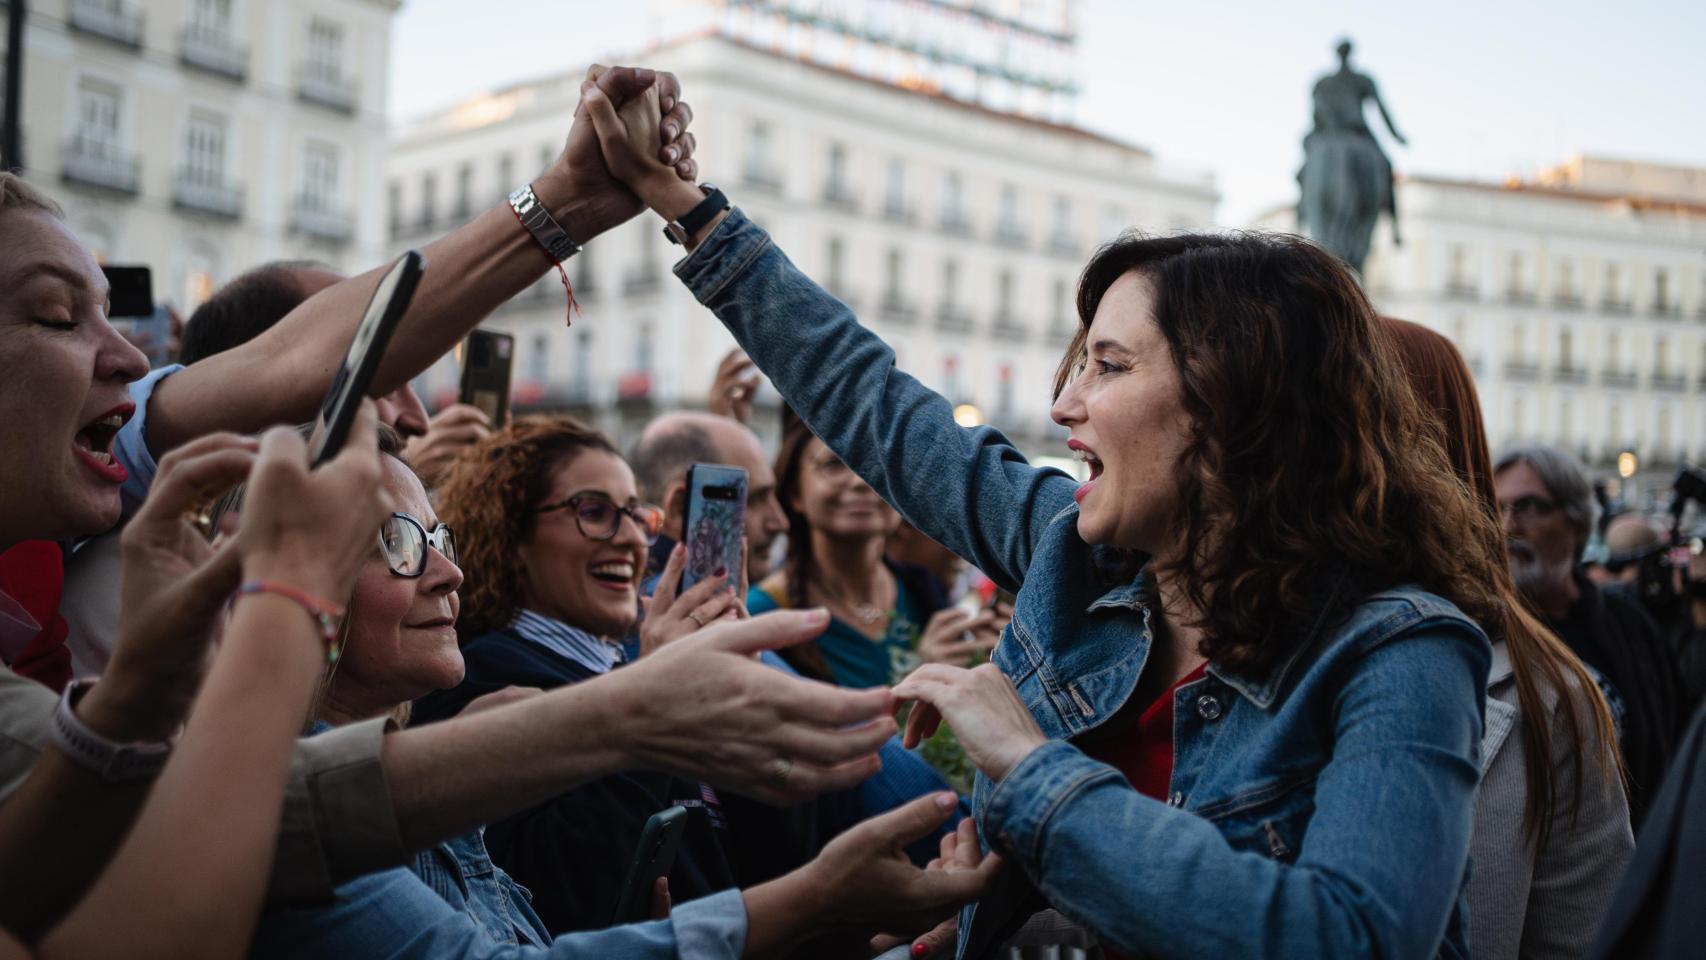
412;829;551;947
675;209;1491;960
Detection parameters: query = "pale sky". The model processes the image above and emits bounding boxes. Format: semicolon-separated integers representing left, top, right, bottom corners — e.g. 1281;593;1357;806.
388;0;1706;226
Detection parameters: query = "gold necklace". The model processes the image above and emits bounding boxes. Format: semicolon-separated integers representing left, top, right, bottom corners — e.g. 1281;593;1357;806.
810;575;892;625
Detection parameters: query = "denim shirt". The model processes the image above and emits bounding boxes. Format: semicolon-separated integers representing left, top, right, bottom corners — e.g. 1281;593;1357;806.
412;829;552;948
675;209;1491;960
248;725;749;959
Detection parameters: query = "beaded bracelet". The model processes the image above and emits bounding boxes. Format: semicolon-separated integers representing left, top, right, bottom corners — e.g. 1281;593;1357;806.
237;581;346;665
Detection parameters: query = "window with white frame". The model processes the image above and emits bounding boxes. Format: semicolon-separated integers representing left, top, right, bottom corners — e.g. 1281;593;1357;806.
826;142;847;197
182;244;219;307
998;184;1021;237
997;269;1014;319
884;248;904;303
305;18;344;81
498;154;515;199
455;163;473;218
189;0;232;34
1050;196;1073;246
530;333;549;383
182;109;227;186
75;78;122;157
826;235;845;291
940;171;964;227
884;158;906;215
1101;205;1125;241
745;122;772;183
302;140;339;210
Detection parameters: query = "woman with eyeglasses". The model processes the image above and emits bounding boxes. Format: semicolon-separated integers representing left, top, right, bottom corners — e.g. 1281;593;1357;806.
413;415;790;935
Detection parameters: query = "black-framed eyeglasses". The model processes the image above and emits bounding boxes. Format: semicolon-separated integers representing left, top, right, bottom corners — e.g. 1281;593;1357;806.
379;513;458;578
535;493;664;542
1498;495;1558;522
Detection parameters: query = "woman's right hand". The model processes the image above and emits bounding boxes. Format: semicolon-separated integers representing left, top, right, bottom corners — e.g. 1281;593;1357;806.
638;543;744;658
237;400;392;604
610;610;896;805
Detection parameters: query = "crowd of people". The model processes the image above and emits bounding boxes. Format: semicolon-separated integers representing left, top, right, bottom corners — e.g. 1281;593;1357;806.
0;62;1701;959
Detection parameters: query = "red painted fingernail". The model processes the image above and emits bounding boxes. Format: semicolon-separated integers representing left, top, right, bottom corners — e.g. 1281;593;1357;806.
912;943;930;958
713;565;727;577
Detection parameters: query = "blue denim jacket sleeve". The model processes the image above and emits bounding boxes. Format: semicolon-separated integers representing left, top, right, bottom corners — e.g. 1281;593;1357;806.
981;620;1487;960
674;210;1076;593
251;866;747;959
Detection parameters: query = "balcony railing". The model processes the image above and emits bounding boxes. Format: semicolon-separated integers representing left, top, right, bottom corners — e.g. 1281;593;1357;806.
934;304;973;333
173;170;242;219
1443;281;1479;301
1553;293;1583;310
938;211;972;236
991;311;1028;341
1651;372;1688;392
297;63;357;114
69;0;143;49
742;166;782;194
623;271;663;296
1599;297;1632;316
878;294;916;326
290;197;354;244
881;199;914;224
1047;232;1080;257
820;182;857;212
1550;366;1589;386
1044;324;1074;348
1651;302;1680;319
993;222;1027;248
180;23;248;81
1503;288;1536;306
1501;360;1540;382
1600;369;1638;389
60;138;139;195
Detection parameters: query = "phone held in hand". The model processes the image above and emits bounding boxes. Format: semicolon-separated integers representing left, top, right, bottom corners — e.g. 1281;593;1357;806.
308;250;425;467
457;329;513;427
679;463;747;593
611;805;687;925
202;251;423;542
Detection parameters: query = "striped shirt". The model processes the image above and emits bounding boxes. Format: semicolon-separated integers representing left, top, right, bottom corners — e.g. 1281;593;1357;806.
508;609;624;675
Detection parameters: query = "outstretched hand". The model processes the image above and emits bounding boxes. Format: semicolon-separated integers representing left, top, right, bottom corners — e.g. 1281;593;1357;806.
894;663;1048;784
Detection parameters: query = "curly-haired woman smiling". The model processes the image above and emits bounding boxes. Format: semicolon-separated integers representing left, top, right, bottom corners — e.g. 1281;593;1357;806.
584;81;1506;959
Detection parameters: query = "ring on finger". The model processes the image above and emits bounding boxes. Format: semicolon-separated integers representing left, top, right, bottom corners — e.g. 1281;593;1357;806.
686;610;706;629
767;757;793;784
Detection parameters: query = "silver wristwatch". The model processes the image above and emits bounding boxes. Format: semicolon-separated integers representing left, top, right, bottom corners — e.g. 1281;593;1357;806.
508;184;582;263
51;678;173;782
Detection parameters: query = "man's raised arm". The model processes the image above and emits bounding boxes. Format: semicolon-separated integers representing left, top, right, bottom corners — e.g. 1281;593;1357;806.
143;66;698;456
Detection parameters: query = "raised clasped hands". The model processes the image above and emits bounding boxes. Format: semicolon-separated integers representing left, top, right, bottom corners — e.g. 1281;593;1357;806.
537;64;698;242
894;663;1048;784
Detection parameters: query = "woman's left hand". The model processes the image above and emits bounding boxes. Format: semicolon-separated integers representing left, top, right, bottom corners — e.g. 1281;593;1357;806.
894;663;1048;784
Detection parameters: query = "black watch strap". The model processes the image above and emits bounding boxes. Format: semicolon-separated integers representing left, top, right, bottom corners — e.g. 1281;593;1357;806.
663;184;730;246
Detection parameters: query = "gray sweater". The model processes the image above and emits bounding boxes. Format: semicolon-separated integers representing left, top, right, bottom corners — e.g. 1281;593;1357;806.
1468;641;1634;959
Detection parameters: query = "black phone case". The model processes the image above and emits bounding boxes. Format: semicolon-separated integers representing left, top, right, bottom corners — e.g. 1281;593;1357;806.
310;250;425;467
458;330;513;427
611;805;687;925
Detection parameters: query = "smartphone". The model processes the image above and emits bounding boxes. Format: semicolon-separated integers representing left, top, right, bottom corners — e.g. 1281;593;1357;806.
458;329;513;427
611;805;687;926
101;265;154;318
102;266;174;368
679;463;748;593
307;250;425;467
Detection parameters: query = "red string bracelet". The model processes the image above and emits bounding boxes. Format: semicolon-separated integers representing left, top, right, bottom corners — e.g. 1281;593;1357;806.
509;202;581;327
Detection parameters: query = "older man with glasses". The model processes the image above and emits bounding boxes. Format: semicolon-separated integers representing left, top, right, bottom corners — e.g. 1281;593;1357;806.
1495;444;1685;825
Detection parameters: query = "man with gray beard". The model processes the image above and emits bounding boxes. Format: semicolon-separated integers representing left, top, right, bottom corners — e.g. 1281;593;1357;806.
1496;445;1684;826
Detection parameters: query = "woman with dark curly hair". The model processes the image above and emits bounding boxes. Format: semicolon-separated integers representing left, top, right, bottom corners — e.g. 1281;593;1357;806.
584;85;1513;959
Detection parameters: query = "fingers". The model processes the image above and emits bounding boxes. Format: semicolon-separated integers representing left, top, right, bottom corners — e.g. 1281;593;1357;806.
582;83;626;150
670;570;730;618
854;792;960;850
704;608;832;655
688;591;740;629
675;157;698;182
775;677;896;728
180;534;245;614
138;433;259;521
660;101;693;144
656;70;681;114
594;64;656;101
430;404;491;429
768;714;897;767
910;917;960;959
650;544;686;610
950;816;980;870
650;876;671;920
761;752;882;803
903;702;941;749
